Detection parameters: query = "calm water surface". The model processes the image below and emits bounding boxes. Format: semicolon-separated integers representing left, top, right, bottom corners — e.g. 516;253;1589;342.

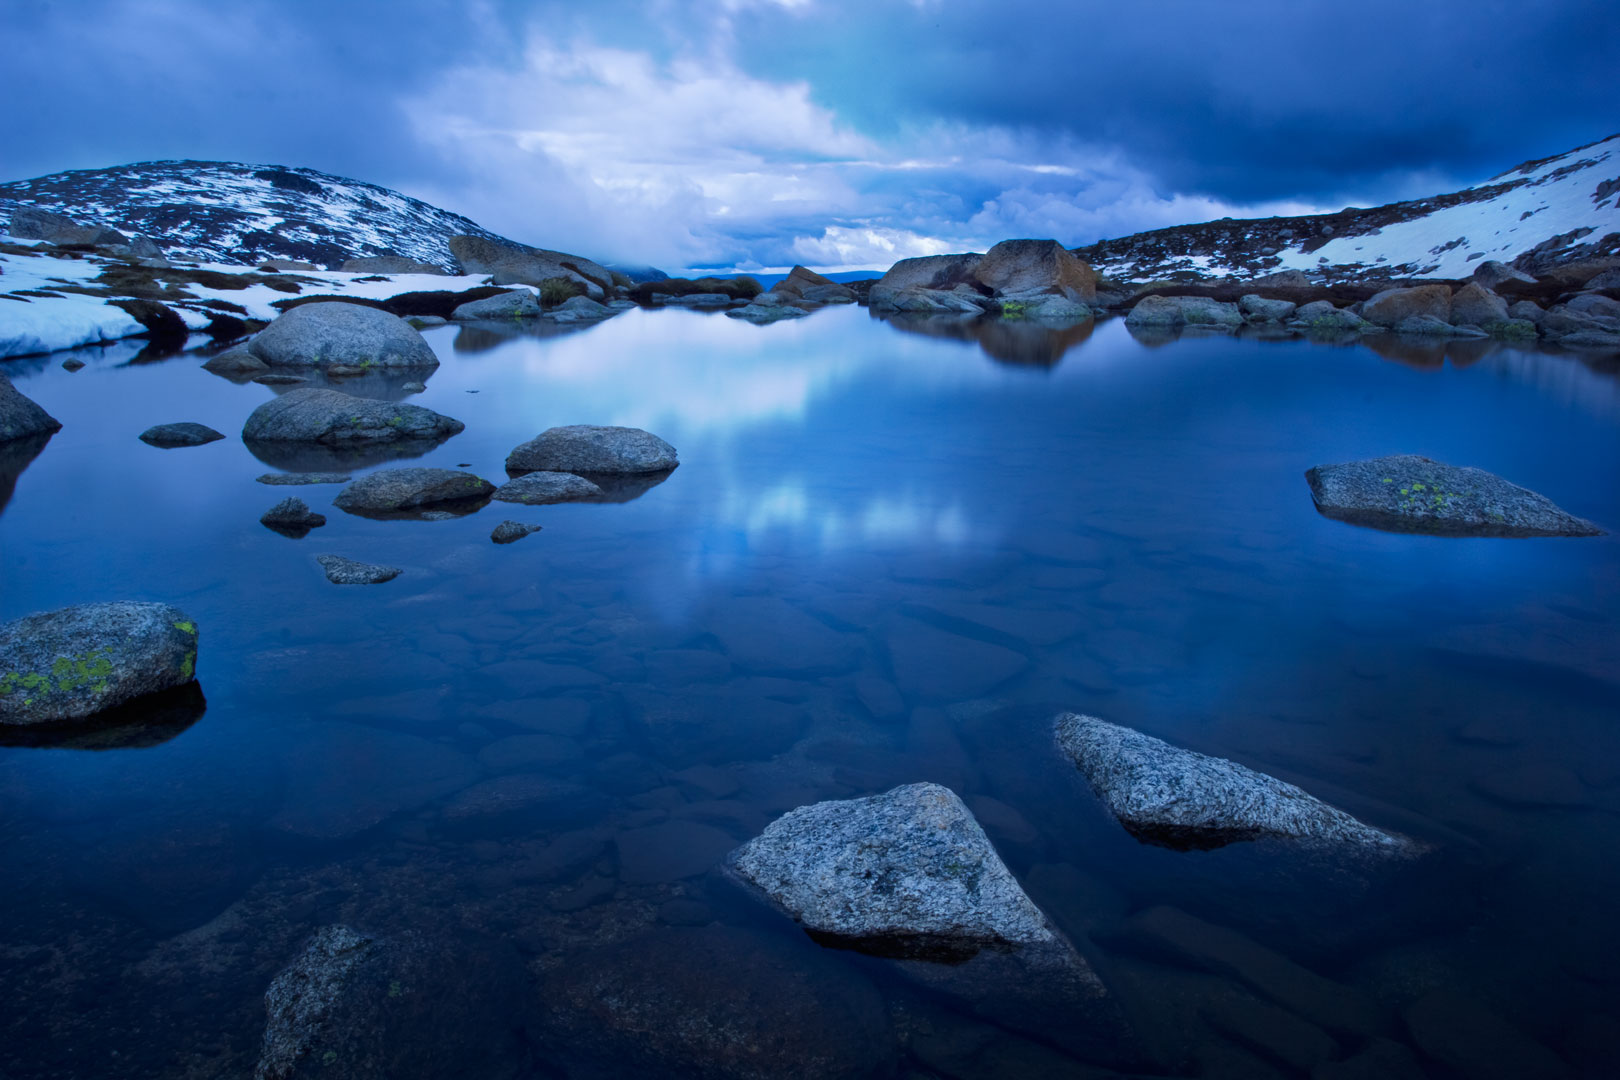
2;307;1618;1078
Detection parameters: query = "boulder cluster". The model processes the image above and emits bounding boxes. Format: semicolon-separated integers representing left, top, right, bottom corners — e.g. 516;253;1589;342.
869;239;1097;324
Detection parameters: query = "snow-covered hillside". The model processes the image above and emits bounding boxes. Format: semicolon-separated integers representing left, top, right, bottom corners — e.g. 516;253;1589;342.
1074;134;1620;283
0;161;520;271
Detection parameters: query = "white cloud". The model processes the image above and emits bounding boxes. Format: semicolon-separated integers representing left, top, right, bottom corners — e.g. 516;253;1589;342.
399;23;1328;272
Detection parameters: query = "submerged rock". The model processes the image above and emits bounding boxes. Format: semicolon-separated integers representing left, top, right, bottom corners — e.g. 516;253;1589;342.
0;602;199;725
449;290;539;321
506;425;678;476
139;422;225;448
1054;713;1420;855
0;373;62;443
536;926;896;1080
315;555;401;585
332;467;495;517
1305;454;1602;537
727;302;810;323
256;472;351;486
490;520;541;544
729;782;1071;961
248;302;438;369
201;345;269;376
242;389;463;447
492;470;603;505
255;925;528;1080
260;497;326;536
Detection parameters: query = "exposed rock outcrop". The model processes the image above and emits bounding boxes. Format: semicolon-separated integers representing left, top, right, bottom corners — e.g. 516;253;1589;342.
1055;713;1420;855
338;256;446;275
973;238;1098;302
1360;285;1453;328
260;497;326;536
447;234;614;299
1305;454;1603;537
0;602;199;725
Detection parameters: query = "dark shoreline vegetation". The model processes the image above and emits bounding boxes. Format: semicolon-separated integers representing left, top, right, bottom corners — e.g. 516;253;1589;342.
1;139;1619;1080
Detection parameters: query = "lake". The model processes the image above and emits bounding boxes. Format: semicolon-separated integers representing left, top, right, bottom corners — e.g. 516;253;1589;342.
2;305;1618;1078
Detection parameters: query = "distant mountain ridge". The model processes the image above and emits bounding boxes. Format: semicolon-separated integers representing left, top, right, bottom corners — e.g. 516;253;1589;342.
1074;133;1620;283
0;160;524;271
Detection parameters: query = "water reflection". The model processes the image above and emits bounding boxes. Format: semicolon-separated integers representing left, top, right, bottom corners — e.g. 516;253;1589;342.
0;683;206;750
0;431;51;515
874;309;1097;368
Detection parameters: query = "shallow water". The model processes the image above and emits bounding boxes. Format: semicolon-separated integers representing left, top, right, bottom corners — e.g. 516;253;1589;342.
2;307;1618;1078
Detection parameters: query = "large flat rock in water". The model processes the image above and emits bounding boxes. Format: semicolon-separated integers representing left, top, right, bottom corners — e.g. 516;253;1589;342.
242;388;462;446
332;467;494;517
0;602;198;725
248;302;439;369
1305;455;1602;537
1054;713;1419;856
505;425;678;475
729;782;1071;961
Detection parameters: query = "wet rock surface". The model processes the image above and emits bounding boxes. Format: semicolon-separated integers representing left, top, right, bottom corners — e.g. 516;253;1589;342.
260;497;326;537
536;925;896;1080
0;601;199;725
489;519;541;544
449;290;539;321
242;388;463;447
0;372;62;443
332;467;495;517
491;470;604;505
729;782;1070;960
314;555;401;585
1055;713;1420;854
1305;454;1603;537
248;302;438;369
139;421;225;447
256;471;351;486
255;924;529;1080
505;424;678;475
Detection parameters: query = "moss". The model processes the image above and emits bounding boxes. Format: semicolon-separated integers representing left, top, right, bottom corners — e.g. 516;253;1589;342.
386;415;405;428
181;651;196;680
173;620;196;635
999;301;1027;319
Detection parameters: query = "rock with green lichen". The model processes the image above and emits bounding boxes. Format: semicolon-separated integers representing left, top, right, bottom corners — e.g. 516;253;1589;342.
0;601;199;725
1306;454;1603;537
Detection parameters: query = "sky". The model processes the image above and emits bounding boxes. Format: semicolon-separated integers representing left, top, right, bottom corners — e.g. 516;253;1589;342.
2;0;1616;272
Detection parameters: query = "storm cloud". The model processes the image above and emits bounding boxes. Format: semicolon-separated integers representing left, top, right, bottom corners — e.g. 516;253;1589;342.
3;0;1613;270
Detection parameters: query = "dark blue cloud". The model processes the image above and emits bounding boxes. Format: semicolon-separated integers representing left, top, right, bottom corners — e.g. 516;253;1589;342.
731;0;1620;205
2;0;1613;267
